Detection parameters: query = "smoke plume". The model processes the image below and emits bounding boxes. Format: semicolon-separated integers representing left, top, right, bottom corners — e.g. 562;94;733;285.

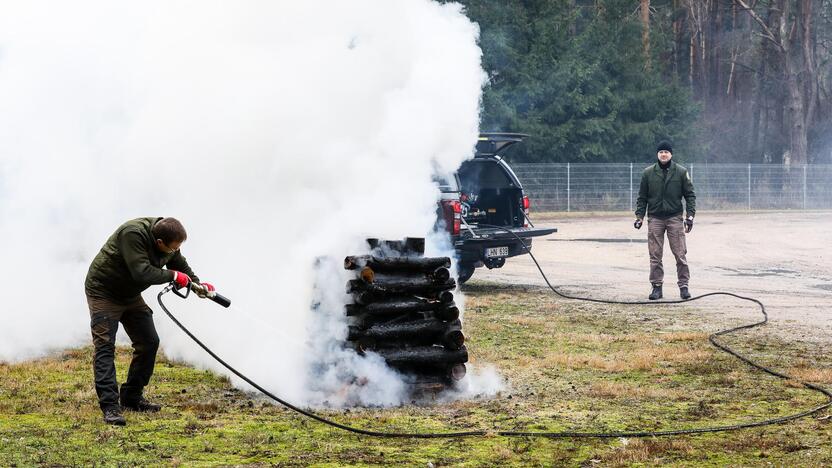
0;1;490;406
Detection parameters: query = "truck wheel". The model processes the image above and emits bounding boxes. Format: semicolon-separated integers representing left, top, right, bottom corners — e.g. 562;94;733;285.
457;264;475;284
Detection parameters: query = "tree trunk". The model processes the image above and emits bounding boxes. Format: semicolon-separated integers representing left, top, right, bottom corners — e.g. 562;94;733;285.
799;0;817;162
785;64;808;165
673;0;681;77
780;0;807;164
641;0;651;69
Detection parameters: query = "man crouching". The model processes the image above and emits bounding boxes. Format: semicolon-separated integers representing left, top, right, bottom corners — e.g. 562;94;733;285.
85;217;216;425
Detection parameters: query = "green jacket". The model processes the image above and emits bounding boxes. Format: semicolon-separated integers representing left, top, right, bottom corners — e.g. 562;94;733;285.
635;161;696;219
85;217;199;302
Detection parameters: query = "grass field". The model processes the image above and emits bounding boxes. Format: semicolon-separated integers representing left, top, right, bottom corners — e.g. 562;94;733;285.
1;282;830;466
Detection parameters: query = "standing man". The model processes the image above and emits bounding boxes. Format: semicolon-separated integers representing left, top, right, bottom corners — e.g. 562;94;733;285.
634;141;696;300
85;217;216;425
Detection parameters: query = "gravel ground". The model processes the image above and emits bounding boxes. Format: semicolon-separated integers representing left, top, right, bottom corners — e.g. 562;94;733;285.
469;210;832;344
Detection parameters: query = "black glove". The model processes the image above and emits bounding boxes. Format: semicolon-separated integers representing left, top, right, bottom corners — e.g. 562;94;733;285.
634;218;643;229
684;216;694;233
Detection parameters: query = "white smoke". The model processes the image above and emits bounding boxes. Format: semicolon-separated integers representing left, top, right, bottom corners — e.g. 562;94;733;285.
442;364;506;402
0;1;489;406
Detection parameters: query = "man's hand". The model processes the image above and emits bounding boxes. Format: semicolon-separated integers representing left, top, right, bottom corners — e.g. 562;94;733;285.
171;270;191;289
193;282;216;299
634;218;643;229
684;216;694;233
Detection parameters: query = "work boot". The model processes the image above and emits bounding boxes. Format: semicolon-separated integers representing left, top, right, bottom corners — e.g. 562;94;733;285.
103;407;126;426
680;286;691;300
121;396;162;413
648;285;663;300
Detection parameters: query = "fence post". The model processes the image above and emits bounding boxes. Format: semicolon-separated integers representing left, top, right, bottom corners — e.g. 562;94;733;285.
747;164;751;211
803;164;807;210
567;162;571;212
629;163;633;212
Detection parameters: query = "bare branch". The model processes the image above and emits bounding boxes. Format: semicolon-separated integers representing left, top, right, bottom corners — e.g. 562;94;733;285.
752;31;780;46
730;59;765;75
787;15;797;43
733;0;786;52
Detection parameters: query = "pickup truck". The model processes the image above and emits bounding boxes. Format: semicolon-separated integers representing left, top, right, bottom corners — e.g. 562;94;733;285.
437;133;556;283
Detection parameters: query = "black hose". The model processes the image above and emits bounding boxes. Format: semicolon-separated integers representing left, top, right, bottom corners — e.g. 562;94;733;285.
158;285;484;438
157;227;831;438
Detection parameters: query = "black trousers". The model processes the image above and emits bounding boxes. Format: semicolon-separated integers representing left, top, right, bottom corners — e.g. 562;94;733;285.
87;294;160;411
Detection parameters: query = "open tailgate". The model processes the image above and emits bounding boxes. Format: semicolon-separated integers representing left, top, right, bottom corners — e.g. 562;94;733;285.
459;225;557;241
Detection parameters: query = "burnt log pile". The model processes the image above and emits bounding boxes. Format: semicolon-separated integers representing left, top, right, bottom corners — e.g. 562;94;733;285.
345;238;467;392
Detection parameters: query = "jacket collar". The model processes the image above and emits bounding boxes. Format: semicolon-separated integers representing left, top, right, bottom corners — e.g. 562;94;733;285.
653;160;677;185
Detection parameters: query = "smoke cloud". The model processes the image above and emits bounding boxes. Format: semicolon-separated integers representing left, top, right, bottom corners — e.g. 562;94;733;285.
0;1;490;406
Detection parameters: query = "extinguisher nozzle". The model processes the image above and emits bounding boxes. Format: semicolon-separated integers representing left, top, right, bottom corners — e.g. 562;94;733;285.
211;293;231;308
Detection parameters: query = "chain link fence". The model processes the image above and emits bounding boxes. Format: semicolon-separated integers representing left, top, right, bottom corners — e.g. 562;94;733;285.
513;163;832;212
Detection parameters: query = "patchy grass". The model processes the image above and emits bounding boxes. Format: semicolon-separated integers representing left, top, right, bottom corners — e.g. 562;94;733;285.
1;282;830;466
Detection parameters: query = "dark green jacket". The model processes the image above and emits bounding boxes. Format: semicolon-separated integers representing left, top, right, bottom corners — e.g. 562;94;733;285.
635;161;696;219
85;217;199;302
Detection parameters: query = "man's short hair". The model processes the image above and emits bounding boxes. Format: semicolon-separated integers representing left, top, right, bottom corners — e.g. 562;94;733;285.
152;217;187;244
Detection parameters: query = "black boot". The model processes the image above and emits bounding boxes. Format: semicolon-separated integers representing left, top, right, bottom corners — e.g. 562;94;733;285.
680;286;691;300
649;284;663;300
103;407;126;426
121;396;161;413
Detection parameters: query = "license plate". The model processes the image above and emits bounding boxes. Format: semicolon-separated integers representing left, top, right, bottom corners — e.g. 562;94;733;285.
485;246;509;258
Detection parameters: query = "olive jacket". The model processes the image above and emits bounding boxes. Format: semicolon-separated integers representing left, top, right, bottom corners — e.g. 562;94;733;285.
85;217;199;302
635;161;696;220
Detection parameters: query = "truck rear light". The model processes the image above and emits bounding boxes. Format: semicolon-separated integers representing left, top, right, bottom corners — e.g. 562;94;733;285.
441;199;461;236
522;195;530;227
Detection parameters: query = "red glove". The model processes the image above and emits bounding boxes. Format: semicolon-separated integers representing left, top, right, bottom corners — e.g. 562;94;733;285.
171;270;191;288
195;282;216;298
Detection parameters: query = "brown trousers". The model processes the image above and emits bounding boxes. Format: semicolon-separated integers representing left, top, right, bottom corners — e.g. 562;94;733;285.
647;215;690;287
87;294;159;411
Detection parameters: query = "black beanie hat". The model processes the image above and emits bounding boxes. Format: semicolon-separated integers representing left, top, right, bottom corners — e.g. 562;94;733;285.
656;140;673;153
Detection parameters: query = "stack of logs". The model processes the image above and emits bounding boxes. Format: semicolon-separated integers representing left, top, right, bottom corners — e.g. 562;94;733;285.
344;238;467;392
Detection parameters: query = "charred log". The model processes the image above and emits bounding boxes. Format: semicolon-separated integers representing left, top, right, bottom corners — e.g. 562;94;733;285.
346;297;443;317
344;255;451;273
359;267;451;286
400;363;467;384
449;363;467;381
347;278;456;297
349;319;464;350
349;307;459;330
359;267;374;283
364;237;424;256
347;301;459;322
373;345;468;366
438;291;454;304
430;267;451;283
429;305;459;322
403;237;425;255
351;290;455;306
350;290;376;305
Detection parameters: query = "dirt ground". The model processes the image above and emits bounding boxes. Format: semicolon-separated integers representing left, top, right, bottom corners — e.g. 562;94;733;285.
471;210;832;344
